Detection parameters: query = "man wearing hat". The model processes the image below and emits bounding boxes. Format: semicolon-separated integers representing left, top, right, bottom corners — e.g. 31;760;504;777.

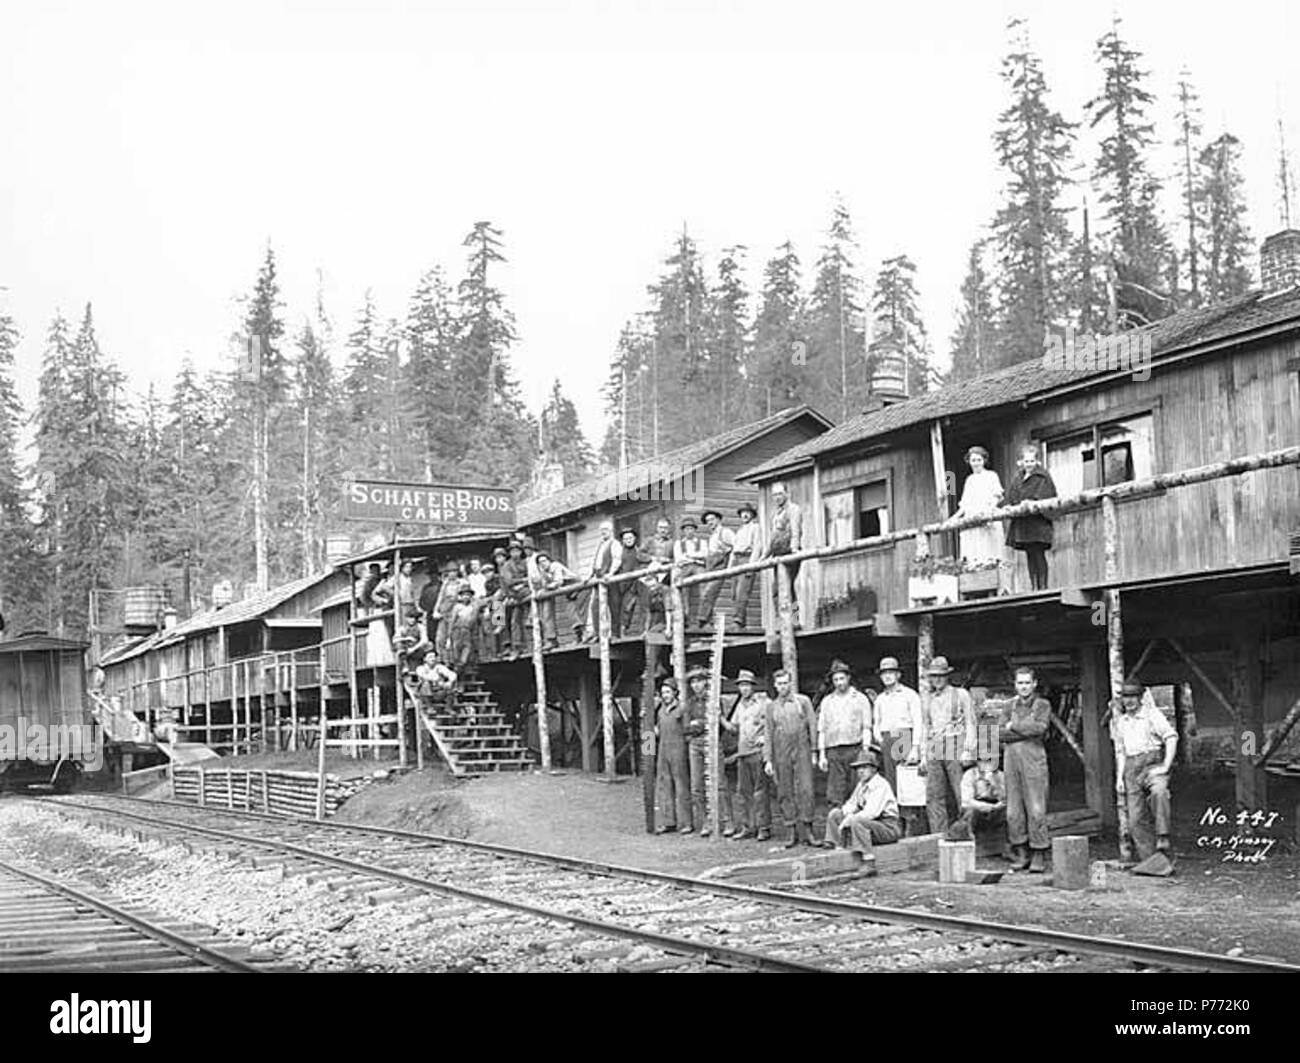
873;657;925;798
653;677;692;834
729;502;761;629
499;542;532;655
919;656;978;837
999;666;1053;872
569;521;617;643
761;483;804;625
673;516;708;627
612;527;651;637
695;510;735;628
731;669;772;841
1110;678;1177;862
820;746;902;854
643;517;676;634
418;563;445;644
447;582;486;675
534;551;579;651
817;660;875;810
764;668;818;848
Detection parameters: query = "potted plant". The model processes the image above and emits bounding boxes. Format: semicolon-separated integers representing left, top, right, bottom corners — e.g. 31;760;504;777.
908;556;962;606
958;557;1002;597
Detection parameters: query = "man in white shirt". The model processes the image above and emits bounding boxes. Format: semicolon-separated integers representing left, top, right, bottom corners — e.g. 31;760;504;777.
570;521;618;643
873;656;924;794
695;509;735;629
534;552;579;650
673;516;707;626
816;659;874;809
820;746;901;854
1110;678;1177;860
729;502;761;630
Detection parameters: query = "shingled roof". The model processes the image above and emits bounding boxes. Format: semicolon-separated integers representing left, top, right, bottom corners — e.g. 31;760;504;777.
99;571;331;667
741;288;1300;481
517;404;831;528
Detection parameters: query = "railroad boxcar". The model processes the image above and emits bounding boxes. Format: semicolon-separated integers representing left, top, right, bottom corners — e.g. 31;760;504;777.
0;633;95;792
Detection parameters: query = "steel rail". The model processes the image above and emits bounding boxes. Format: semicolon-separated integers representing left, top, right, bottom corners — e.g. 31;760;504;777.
0;856;262;973
51;794;1300;974
41;798;823;973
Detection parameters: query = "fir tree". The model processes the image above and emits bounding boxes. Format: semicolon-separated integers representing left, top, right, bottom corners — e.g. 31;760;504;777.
405;266;460;478
1197;133;1254;301
1087;20;1174;327
539;380;594;486
750;241;806;416
990;20;1075;362
707;245;753;425
343;291;387;474
949;241;996;382
807;199;867;419
646;226;710;451
599;322;651;467
870;255;933;394
243;246;289;402
0;310;41;631
1174;72;1204;307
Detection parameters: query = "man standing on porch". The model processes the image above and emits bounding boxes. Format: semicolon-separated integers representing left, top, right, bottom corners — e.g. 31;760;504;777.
569;520;617;643
762;483;804;626
729;502;761;630
696;510;735;629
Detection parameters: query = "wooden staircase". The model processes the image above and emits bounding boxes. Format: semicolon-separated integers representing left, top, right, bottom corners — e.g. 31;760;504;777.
415;676;534;778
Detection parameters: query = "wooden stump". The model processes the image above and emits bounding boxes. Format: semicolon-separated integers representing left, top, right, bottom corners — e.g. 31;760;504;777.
938;839;975;883
1051;835;1090;890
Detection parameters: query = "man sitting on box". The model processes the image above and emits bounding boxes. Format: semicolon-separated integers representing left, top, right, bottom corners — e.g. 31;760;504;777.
947;756;1007;846
819;746;902;856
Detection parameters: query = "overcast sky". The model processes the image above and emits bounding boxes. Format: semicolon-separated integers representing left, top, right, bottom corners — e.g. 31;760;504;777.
2;0;1296;449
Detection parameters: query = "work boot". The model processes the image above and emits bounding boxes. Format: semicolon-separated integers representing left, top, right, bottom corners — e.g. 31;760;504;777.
783;827;800;849
733;828;755;840
1028;848;1047;874
755;828;771;842
1156;834;1172;853
801;822;819;847
1010;845;1031;871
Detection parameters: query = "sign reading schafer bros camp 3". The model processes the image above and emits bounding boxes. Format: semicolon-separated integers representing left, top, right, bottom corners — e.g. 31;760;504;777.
344;480;516;529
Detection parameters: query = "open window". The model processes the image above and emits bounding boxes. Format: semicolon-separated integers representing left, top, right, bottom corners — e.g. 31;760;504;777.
823;476;892;546
1044;412;1155;496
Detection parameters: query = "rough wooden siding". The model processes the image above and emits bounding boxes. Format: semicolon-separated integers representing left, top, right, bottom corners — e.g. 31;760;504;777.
1013;337;1300;589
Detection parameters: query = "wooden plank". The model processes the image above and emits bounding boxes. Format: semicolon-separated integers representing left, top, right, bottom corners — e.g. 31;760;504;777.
777;562;798;693
1079;646;1116;828
531;588;550;770
1254;694;1300;767
1234;630;1267;810
1165;638;1239;724
707;614;725;841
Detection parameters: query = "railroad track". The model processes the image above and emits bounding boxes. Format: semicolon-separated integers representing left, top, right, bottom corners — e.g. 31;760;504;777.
36;793;1300;974
0;857;269;973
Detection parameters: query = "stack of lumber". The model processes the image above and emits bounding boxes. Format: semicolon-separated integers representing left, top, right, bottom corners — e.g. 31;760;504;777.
171;767;377;818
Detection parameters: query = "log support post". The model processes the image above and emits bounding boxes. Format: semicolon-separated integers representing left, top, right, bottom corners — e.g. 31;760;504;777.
776;562;798;693
598;581;616;777
531;590;551;770
1079;644;1117;828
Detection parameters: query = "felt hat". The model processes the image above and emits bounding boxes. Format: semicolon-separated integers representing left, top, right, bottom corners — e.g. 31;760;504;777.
686;664;709;681
618;527;639;542
660;676;678;692
701;509;723;523
679;516;698;530
877;656;902;674
736;502;758;518
507;541;524;554
1120;678;1144;696
927;656;954;676
851;747;882;769
827;658;852;678
522;536;537;551
733;668;758;684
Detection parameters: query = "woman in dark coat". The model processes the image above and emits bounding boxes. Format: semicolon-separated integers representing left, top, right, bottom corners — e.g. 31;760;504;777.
1003;444;1058;590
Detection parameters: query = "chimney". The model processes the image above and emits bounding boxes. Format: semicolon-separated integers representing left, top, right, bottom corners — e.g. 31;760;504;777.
1260;229;1300;295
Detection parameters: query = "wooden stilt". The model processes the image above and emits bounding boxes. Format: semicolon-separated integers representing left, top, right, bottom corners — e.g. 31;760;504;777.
776;562;798;693
1101;494;1129;856
530;589;551;770
642;637;660;833
669;574;687;705
1079;645;1117;827
577;670;597;773
315;685;329;820
1233;629;1267;811
597;581;616;777
707;613;726;841
289;660;299;753
917;613;934;690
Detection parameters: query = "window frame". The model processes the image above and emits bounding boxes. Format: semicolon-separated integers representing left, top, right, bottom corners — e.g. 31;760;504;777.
1036;406;1162;500
822;469;894;550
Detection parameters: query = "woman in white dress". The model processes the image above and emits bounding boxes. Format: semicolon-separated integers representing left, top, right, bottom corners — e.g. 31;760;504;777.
953;446;1005;564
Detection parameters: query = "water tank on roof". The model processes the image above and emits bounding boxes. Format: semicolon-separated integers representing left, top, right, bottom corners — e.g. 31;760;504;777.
123;587;167;629
212;580;234;608
325;534;353;565
868;340;909;405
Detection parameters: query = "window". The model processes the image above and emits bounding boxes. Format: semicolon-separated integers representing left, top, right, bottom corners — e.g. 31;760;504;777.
824;478;891;546
1045;413;1154;495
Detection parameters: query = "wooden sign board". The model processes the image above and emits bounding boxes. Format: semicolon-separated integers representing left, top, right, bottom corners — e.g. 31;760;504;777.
343;480;515;529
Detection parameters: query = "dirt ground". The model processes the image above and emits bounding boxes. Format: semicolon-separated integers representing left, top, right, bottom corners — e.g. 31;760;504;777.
131;751;1300;965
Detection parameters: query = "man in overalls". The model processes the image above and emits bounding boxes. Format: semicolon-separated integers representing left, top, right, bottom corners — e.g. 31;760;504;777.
764;668;818;848
1000;666;1052;872
1110;678;1177;861
653;677;691;834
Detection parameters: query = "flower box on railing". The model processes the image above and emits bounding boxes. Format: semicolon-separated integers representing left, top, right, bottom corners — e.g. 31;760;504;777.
958;566;1001;597
907;574;960;607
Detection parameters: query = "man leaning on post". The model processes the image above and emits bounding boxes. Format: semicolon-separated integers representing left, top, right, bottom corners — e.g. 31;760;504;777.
1110;678;1177;862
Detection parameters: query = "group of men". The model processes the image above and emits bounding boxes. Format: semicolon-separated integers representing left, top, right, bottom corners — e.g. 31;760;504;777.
571;483;805;642
648;655;1177;868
